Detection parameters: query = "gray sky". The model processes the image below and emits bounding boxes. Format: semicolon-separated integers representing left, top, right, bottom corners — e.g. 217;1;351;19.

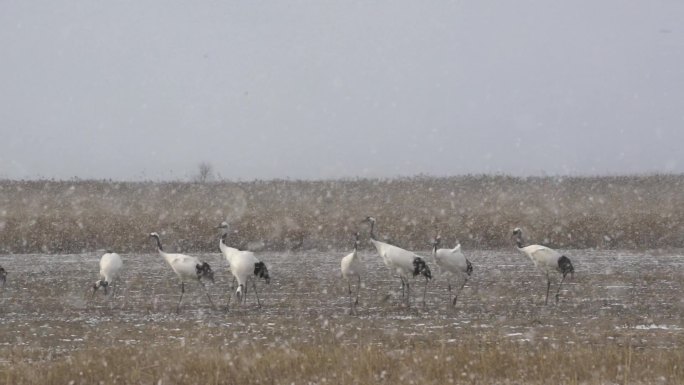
1;1;683;180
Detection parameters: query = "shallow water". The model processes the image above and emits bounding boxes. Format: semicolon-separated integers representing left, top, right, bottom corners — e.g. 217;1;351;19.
0;249;682;362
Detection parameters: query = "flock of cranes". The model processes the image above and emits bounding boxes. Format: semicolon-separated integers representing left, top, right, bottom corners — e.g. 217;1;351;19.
340;217;574;313
0;218;575;313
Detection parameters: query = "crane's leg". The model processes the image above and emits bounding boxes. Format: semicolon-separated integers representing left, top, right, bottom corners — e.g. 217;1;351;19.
199;280;216;310
422;276;429;308
406;280;411;308
229;276;242;304
446;278;452;305
399;277;406;298
236;284;245;305
354;275;361;306
224;277;235;311
555;274;567;304
347;280;353;312
453;276;469;306
251;278;262;308
176;282;185;313
545;273;551;306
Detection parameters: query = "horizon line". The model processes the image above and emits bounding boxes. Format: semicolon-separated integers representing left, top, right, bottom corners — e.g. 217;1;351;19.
1;172;683;184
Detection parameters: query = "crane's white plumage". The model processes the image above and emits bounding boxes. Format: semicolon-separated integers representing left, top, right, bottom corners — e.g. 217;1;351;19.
512;228;574;305
431;236;473;306
361;216;432;307
149;232;216;312
92;251;123;297
217;222;270;308
340;232;363;313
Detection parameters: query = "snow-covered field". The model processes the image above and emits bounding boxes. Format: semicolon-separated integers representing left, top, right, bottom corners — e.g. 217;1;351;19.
0;249;682;383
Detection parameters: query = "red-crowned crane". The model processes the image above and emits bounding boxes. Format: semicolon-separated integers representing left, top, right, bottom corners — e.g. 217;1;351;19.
149;232;216;312
431;235;473;306
217;222;270;308
92;251;123;297
361;216;432;307
512;228;574;305
340;232;363;314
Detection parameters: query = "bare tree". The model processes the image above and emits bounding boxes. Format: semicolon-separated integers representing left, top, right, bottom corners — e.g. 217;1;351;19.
194;162;214;183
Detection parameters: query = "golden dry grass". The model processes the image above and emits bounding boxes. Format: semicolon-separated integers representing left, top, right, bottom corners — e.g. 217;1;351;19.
1;174;684;254
3;337;682;385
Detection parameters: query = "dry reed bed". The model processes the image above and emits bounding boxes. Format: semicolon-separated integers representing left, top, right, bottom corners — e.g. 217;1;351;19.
4;340;681;385
1;175;684;254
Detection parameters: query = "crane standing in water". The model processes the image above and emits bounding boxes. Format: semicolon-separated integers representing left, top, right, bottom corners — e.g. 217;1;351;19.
340;232;363;314
512;228;574;305
361;216;432;307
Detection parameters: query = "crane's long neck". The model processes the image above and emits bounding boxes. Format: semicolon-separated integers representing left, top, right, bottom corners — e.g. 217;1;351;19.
153;236;173;265
352;231;361;253
219;233;228;252
219;233;240;264
369;238;386;257
153;235;163;251
351;241;360;260
369;221;377;241
514;235;526;249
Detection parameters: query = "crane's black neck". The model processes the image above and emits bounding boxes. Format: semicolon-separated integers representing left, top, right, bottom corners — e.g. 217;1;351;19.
431;237;441;254
514;234;526;249
369;221;376;241
152;235;163;251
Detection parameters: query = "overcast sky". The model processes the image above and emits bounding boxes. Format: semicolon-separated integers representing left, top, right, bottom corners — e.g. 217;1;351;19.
1;1;683;181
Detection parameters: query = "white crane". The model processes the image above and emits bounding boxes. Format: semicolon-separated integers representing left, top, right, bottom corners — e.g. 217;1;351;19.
92;251;123;297
0;266;6;287
217;222;270;308
340;232;363;314
360;216;432;307
431;235;473;306
512;228;574;305
149;232;216;312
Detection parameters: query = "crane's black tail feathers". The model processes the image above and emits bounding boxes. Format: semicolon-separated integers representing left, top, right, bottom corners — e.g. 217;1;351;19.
465;259;473;276
254;262;271;284
196;262;215;282
413;257;432;279
558;256;574;278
